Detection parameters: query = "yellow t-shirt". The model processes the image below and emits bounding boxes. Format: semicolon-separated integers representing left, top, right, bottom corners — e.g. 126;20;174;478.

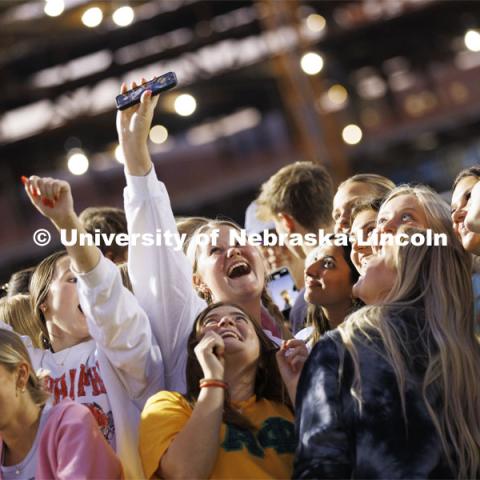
139;391;295;479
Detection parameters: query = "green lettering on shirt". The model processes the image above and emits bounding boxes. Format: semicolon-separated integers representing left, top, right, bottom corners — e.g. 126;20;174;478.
257;418;296;454
221;417;295;457
222;425;264;457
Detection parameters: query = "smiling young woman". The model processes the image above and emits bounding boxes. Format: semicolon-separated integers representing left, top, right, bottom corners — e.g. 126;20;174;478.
294;228;480;479
116;84;292;397
296;237;360;348
5;175;165;477
451;166;480;256
139;302;306;480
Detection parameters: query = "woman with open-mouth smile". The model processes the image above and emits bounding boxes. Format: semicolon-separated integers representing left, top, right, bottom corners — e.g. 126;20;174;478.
116;80;291;397
139;302;307;479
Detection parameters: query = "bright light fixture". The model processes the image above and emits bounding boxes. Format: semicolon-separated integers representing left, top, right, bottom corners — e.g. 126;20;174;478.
67;151;89;175
300;52;324;75
342;124;363;145
82;7;103;28
112;6;134;27
306;14;326;32
465;29;480;52
149;125;169;144
174;94;197;116
44;0;64;17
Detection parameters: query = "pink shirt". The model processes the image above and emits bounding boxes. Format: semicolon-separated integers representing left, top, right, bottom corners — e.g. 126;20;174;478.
0;400;123;480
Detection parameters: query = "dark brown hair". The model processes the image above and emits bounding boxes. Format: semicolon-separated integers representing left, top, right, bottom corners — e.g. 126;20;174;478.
185;302;292;430
349;197;384;225
306;235;362;345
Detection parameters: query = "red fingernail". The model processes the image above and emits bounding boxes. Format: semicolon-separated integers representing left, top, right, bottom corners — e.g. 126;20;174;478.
30;186;37;198
21;176;28;185
41;198;55;208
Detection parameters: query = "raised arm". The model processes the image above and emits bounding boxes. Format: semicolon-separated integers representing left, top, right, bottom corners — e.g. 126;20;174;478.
22;176;164;402
116;80;156;177
140;331;225;479
22;176;99;273
117;79;206;392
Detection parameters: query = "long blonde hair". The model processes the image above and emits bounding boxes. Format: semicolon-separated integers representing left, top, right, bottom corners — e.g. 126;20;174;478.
0;329;50;406
186;219;288;338
29;250;68;349
339;229;480;478
0;294;46;349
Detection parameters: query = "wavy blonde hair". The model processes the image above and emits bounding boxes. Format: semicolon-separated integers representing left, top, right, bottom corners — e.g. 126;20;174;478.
339;229;480;478
0;329;50;406
0;294;46;349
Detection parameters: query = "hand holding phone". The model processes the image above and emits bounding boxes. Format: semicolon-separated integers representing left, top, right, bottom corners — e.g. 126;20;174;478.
115;72;178;110
267;267;300;316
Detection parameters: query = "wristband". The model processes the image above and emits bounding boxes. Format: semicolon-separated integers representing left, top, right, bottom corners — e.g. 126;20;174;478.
199;378;228;390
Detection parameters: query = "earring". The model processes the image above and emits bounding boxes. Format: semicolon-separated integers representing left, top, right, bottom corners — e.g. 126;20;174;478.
197;284;213;304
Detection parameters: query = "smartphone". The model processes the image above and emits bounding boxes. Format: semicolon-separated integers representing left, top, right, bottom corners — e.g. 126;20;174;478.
267;267;300;314
115;72;178;110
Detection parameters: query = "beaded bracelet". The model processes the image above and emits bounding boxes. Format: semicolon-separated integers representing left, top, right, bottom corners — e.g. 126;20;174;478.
199;378;228;389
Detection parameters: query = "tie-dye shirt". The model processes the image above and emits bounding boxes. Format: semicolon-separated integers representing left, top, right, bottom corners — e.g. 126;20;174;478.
294;307;456;479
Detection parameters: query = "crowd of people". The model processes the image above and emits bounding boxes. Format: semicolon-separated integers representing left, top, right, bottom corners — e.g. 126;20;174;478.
0;79;479;479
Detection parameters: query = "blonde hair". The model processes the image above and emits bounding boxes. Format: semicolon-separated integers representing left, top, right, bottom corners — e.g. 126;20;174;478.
339;229;480;478
176;216;210;253
0;294;46;349
186;220;289;338
29;251;68;349
339;173;395;200
381;184;454;236
0;329;50;406
118;262;133;293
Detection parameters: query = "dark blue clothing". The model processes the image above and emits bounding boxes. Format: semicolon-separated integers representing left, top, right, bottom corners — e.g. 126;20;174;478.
294;308;456;479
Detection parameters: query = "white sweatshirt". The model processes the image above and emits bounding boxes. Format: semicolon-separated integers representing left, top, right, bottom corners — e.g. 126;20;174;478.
2;255;164;479
124;168;207;393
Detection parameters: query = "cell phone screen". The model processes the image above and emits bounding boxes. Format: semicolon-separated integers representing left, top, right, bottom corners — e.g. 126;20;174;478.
267;267;300;314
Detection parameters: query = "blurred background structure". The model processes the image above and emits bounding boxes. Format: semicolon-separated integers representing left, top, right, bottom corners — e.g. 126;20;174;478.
2;0;480;281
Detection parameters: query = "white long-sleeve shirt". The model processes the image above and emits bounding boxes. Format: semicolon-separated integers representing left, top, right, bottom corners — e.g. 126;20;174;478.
124;167;206;393
2;255;164;478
